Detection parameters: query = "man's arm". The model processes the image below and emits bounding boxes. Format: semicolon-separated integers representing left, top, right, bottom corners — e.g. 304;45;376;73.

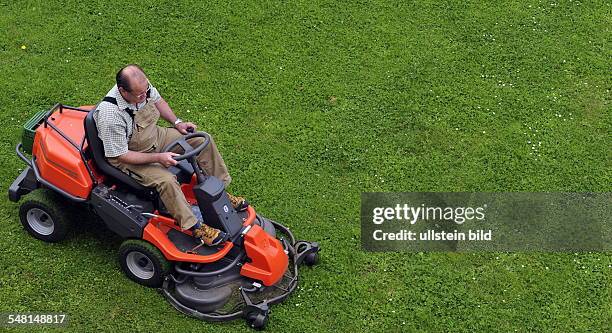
155;97;197;134
97;100;178;167
117;150;178;167
155;97;178;124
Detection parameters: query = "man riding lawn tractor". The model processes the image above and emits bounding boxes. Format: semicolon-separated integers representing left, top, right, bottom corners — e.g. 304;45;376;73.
95;64;247;246
9;64;320;330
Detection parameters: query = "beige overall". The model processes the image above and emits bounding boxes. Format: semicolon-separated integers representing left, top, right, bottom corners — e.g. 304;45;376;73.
108;103;231;230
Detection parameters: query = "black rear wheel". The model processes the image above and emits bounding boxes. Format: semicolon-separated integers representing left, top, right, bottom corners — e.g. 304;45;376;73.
19;189;71;242
119;239;171;287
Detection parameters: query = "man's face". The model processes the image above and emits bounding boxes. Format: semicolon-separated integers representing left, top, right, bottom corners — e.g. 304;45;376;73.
120;78;150;104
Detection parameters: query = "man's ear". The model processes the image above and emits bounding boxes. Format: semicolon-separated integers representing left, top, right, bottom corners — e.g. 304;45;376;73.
118;86;129;101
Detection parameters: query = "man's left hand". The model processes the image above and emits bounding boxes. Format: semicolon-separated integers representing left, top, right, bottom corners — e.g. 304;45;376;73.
175;121;197;134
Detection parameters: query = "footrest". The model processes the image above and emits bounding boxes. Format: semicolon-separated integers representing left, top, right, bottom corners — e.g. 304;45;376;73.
166;228;219;256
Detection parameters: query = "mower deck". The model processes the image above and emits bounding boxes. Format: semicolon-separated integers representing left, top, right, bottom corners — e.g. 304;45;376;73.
161;217;320;329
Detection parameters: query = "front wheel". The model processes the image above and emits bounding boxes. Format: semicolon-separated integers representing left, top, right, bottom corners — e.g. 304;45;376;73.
119;240;171;288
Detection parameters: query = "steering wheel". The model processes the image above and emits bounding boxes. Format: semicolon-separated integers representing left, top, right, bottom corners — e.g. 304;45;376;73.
161;131;210;161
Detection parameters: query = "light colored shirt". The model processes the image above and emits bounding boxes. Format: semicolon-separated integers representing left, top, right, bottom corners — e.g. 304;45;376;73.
94;84;161;157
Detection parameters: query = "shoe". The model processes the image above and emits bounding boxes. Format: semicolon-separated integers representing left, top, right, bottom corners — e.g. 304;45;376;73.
193;224;226;246
227;192;249;211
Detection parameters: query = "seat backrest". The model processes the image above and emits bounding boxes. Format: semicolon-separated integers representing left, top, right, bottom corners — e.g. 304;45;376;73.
85;105;157;200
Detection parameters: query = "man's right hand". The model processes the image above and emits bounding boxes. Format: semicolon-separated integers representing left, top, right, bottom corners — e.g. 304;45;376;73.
156;152;179;167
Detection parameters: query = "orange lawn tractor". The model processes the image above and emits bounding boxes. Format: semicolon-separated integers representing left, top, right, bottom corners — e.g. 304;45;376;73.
9;103;320;330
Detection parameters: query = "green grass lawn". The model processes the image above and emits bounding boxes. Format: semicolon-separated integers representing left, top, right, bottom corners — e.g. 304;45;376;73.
0;0;610;332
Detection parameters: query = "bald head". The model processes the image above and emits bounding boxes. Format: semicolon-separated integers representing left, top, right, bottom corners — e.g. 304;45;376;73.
116;64;147;92
116;64;150;104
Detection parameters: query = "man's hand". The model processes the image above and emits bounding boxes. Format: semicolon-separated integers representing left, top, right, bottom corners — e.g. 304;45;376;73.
175;122;197;134
156;152;180;167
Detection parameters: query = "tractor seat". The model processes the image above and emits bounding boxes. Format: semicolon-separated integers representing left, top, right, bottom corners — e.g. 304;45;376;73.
84;106;194;201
